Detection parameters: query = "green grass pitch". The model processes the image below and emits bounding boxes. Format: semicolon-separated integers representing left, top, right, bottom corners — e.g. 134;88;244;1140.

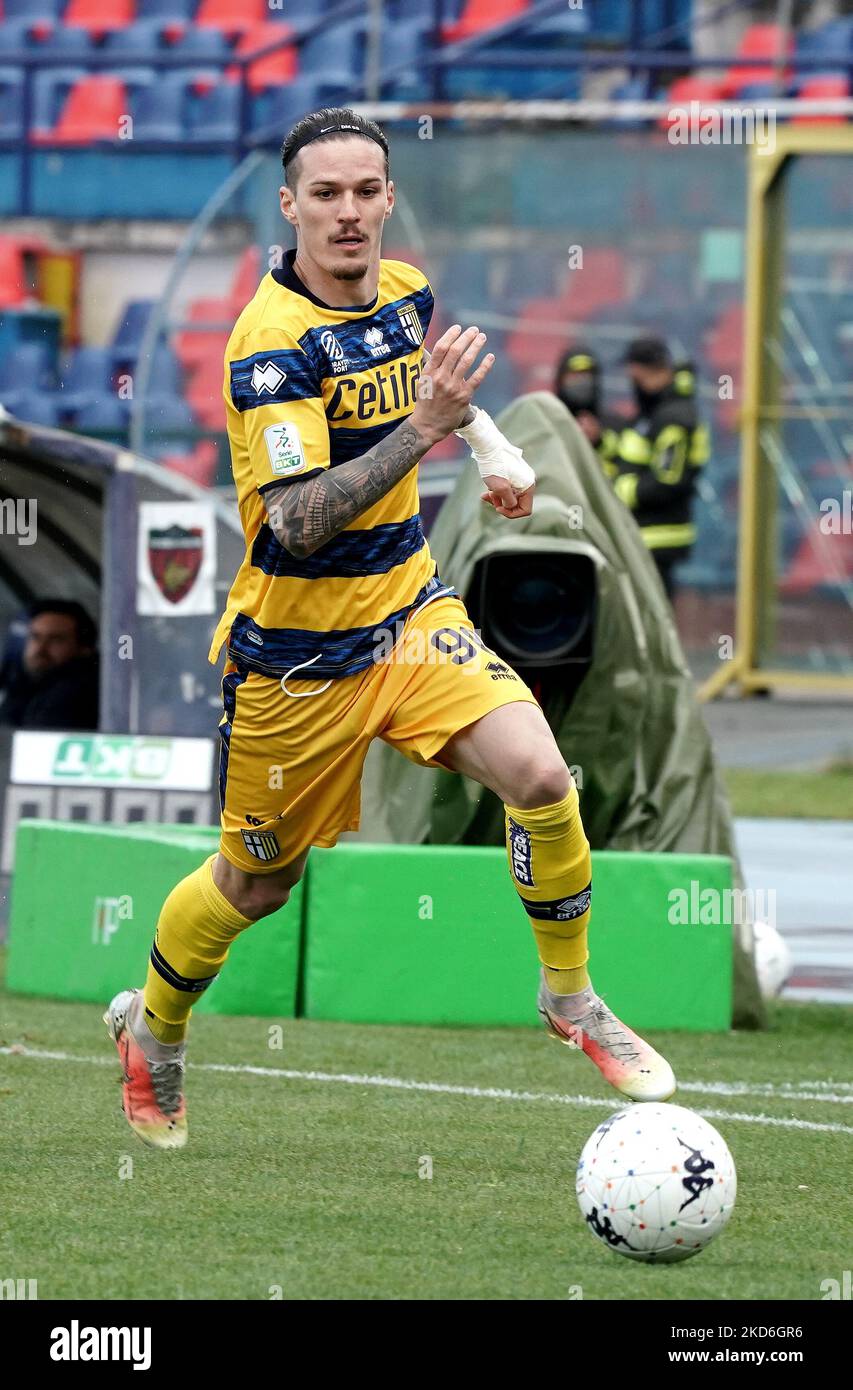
2;967;851;1302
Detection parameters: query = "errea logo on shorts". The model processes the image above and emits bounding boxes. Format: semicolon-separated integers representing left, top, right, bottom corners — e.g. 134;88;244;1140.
264;421;307;477
50;1321;152;1371
251;360;287;395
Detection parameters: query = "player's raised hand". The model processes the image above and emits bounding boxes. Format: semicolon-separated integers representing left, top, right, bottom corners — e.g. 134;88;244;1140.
481;476;535;518
410;325;494;445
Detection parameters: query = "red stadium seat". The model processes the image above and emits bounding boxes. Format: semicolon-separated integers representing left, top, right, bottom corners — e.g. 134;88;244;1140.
0;237;27;307
658;77;727;132
234;22;297;94
160;441;219;487
443;0;528;43
196;0;268;36
229;246;263;305
721;23;793;96
45;75;128;145
173;298;233;374
704;302;743;375
780;524;853;594
793;76;850;124
63;0;136;38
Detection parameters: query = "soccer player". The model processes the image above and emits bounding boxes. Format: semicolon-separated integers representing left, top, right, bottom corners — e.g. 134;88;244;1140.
105;109;675;1148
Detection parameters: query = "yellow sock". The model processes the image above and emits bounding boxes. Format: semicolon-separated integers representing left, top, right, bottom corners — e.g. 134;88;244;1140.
143;855;252;1042
505;783;592;995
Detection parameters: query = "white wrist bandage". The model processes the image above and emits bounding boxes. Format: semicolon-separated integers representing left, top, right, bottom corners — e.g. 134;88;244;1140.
454;407;536;492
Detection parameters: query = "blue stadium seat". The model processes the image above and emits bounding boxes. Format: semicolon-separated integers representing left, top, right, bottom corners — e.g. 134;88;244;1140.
251;77;351;136
0;342;56;392
167;27;232;57
139;343;185;395
4;0;62;16
130;75;187;140
300;18;362;87
103;21;166;55
136;0;196;16
32;67;87;136
380;17;432;98
796;18;853;66
58;346;115;412
0;68;24;140
111;300;156;363
1;389;60;427
73;394;129;436
35;26;95;54
185;80;241;142
144;393;195;432
267;0;324;21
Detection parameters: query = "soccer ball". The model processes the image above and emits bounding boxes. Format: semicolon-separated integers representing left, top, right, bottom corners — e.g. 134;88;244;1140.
752;919;793;999
576;1103;737;1263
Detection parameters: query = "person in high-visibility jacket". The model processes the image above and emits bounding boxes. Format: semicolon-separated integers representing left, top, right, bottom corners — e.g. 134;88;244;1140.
553;345;622;473
610;336;709;600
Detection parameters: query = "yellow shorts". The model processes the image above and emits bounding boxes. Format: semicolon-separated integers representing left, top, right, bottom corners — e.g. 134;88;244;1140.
217;594;539;872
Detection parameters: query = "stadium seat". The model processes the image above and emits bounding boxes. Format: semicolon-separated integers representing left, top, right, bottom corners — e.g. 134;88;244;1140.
196;0;269;36
58;346;115;413
379;17;432;97
174;297;233;374
46;75;128;145
137;342;184;395
300;20;363;88
137;0;195;16
229;246;262;305
443;0;529;43
103;22;166;55
36;26;95;54
250;77;350;136
130;72;187;140
73;394;129;436
658;76;728;133
158;440;218;487
63;0;136;39
1;389;60;427
5;0;62;14
143;392;196;432
185;79;241;142
31;67;87;140
233;22;297;93
0;342;56;393
167;27;232;58
111;300;156;363
795;18;853;69
793;76;850;124
721;23;793;97
0;68;24;141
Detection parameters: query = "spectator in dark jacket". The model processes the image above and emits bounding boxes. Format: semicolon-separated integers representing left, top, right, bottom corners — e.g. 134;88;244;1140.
0;599;99;730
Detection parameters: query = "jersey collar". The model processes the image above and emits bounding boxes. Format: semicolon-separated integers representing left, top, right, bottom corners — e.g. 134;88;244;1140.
271;248;379;314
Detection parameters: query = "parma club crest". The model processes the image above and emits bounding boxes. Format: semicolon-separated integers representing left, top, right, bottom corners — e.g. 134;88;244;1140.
147;523;204;605
396;301;424;346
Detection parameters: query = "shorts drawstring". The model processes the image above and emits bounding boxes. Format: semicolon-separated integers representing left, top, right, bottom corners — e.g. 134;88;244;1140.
280;652;333;698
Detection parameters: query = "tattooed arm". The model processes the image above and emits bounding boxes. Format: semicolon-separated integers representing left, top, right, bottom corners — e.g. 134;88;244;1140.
264;419;433;559
264;324;493;558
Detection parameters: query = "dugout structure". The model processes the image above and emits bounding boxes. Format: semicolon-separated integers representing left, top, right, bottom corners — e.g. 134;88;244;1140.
701;126;853;700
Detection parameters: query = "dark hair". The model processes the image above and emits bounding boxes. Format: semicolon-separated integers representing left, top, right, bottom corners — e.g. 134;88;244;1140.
281;107;390;188
28;599;97;650
622;336;672;369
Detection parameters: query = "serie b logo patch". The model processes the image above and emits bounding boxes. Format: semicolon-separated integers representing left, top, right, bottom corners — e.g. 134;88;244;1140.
241;828;281;862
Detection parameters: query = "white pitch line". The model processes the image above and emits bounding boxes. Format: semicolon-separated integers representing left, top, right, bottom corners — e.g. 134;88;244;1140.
2;1045;853;1136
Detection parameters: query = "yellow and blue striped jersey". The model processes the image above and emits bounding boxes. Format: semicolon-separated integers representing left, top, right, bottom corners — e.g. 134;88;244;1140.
209;250;452;679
